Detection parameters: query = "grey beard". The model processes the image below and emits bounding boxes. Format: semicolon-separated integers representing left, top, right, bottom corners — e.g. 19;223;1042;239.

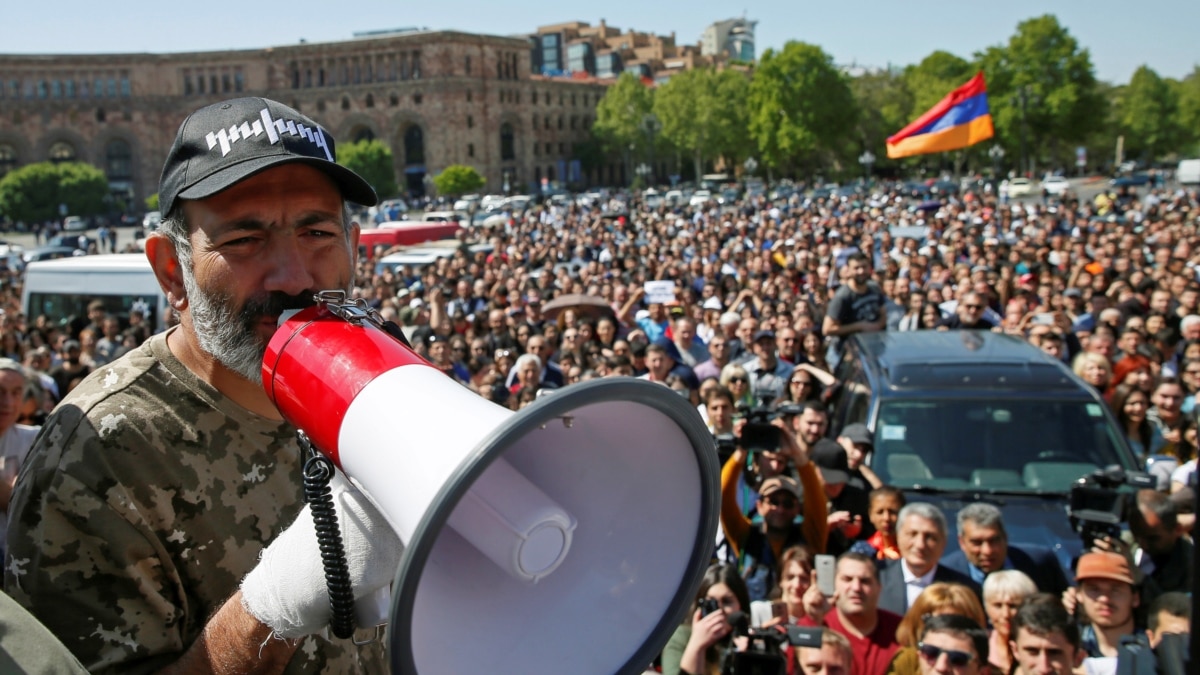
181;265;269;385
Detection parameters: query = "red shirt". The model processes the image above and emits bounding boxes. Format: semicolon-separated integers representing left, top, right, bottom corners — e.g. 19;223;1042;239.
798;608;901;675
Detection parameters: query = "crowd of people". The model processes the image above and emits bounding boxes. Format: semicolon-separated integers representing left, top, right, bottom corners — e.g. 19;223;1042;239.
0;93;1194;673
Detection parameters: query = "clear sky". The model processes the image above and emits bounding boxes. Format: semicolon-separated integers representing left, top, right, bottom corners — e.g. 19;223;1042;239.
4;0;1196;85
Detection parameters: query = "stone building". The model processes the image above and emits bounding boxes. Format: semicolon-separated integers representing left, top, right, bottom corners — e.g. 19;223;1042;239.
0;29;608;210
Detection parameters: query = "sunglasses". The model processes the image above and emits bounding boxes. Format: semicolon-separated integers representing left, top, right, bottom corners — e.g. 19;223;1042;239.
763;495;798;508
963;304;984;311
729;376;748;384
917;643;974;668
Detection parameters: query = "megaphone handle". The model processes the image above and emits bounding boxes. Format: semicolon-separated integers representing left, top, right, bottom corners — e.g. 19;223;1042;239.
299;433;357;640
354;586;391;634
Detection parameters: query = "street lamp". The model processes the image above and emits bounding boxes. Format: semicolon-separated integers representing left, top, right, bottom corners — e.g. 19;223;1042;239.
858;150;876;182
635;162;652;187
988;144;1006;179
641;113;661;183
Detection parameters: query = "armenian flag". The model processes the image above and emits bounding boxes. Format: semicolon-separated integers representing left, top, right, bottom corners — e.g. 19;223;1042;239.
886;72;994;159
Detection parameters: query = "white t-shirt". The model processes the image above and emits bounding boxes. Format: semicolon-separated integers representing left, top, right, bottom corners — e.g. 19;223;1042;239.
1171;459;1196;488
0;424;42;551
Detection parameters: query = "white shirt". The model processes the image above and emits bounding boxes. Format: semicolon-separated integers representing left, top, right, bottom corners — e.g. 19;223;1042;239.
0;424;41;553
902;560;937;608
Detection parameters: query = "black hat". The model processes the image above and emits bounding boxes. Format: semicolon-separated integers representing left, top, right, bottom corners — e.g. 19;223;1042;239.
839;423;873;447
753;329;776;342
811;439;850;485
159;97;378;215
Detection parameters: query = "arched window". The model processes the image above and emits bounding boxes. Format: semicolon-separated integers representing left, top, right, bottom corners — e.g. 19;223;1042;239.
404;126;424;165
105;139;132;180
0;144;17;176
48;141;76;163
352;127;375;143
500;123;515;161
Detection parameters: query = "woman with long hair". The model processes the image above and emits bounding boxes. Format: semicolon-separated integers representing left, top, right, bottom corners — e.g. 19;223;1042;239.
661;564;752;675
719;363;755;410
886;582;988;675
1109;383;1159;460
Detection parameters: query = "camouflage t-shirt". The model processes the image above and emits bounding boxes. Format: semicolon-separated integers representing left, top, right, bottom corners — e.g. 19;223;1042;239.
4;330;387;674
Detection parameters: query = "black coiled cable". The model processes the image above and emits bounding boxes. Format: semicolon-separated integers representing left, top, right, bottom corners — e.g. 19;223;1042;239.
299;432;356;640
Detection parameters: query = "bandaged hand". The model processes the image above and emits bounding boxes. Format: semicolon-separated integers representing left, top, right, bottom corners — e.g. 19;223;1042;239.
241;471;402;638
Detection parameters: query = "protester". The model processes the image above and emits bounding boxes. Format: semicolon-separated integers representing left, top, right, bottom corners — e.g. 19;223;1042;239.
6;97;392;671
799;552;902;675
879;503;980;616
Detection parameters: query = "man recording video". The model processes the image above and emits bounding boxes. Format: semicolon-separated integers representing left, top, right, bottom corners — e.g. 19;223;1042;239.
6;98;395;672
720;416;828;601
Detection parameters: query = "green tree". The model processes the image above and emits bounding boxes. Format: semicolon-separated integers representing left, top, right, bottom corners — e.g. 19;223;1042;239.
432;164;485;197
976;15;1106;173
592;72;654;180
0;161;108;224
654;68;719;180
1117;66;1180;162
1173;66;1200;155
904;51;975;120
746;41;858;175
145;193;160;212
338;139;398;199
849;69;913;171
709;69;753;169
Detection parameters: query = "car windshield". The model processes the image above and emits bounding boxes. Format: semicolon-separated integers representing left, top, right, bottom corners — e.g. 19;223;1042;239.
872;398;1132;493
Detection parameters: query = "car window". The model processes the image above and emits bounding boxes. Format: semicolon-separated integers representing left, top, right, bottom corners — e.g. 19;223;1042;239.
872;398;1131;492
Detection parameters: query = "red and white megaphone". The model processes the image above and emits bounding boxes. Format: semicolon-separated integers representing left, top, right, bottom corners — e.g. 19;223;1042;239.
262;292;720;674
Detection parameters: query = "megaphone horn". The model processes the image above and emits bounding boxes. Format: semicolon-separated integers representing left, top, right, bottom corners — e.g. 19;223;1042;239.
263;293;721;674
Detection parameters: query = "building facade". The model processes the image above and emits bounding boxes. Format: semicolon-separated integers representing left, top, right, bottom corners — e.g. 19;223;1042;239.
531;20;728;85
0;30;608;210
700;18;757;63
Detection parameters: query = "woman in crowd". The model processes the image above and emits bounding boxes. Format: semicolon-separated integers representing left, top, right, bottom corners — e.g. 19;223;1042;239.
1106;353;1154;399
981;570;1037;674
1109;383;1160;459
661;564;752;675
779;364;836;405
887;582;988;675
1072;351;1112;393
800;332;830;373
719;363;755;409
749;545;829;628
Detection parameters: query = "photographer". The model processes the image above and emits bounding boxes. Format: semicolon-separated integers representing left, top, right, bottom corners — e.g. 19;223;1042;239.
661;564;752;675
721;417;829;601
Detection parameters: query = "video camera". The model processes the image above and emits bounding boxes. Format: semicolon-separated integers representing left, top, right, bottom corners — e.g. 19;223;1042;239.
719;616;824;675
737;394;801;454
1067;466;1156;549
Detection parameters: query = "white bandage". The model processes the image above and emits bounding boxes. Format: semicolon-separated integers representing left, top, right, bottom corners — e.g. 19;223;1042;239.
241;471;403;638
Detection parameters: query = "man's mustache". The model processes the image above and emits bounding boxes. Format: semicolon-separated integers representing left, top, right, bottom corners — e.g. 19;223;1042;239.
239;291;318;324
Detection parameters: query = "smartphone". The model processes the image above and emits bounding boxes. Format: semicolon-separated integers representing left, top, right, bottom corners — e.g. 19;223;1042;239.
1033;312;1056;326
770;601;788;621
815;554;836;597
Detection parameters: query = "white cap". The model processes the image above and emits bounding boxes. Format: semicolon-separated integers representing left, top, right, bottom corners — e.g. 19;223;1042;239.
702;297;723;311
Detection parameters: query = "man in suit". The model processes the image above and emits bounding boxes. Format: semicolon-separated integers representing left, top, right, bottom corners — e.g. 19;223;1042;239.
940;503;1070;596
879;502;981;616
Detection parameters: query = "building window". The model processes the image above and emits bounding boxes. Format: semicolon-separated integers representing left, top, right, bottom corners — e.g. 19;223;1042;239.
48;141;76;163
413;93;422;105
570;115;576;130
400;53;409;80
317;100;326;113
465;55;471;75
468;143;475;158
404;126;425;165
545;142;551;155
206;76;215;96
500;123;515;161
558;116;563;130
559;143;565;155
544;92;549;104
0;144;17;176
51;80;61;98
352;127;375;143
467;90;472;102
365;93;375;108
184;72;194;95
105;139;132;180
36;80;47;99
389;93;399;106
411;51;421;79
341;96;350;110
222;73;231;92
235;70;244;92
532;115;538;130
533;143;539;156
96;108;106;123
467;115;473;129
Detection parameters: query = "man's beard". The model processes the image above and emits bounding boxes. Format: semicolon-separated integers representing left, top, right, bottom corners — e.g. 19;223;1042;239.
181;265;324;385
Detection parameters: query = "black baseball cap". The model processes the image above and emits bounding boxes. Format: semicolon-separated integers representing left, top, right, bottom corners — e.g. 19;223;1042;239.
811;439;851;485
158;97;377;215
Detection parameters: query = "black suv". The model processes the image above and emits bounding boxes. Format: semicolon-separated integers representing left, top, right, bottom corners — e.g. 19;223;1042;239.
828;330;1141;574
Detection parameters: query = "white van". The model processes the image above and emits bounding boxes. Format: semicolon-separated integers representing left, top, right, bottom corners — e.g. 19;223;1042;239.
1179;159;1200;186
22;254;169;333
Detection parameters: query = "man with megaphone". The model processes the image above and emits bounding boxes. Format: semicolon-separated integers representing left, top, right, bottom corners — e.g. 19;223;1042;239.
6;97;395;673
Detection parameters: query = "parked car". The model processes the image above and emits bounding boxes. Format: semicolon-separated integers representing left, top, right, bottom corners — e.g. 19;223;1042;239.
48;234;96;251
1110;174;1150;188
63;216;86;231
688;190;713;208
1040;176;1071;196
1006;177;1034;197
358;220;463;258
22;246;86;264
827;331;1141;576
